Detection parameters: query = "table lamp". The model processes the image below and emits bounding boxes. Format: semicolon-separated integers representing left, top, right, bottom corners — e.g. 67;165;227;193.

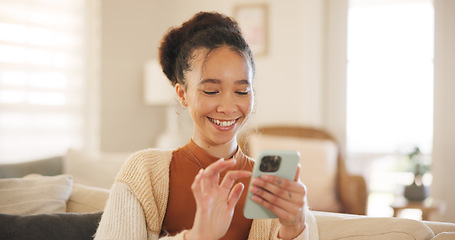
144;59;186;149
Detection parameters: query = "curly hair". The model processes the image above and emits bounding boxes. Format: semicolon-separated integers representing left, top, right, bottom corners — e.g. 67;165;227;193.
159;11;255;87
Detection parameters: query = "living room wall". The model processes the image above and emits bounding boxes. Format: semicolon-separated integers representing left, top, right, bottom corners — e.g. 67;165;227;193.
99;0;326;152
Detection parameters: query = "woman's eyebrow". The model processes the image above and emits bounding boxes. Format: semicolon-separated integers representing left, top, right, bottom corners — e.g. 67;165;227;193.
199;79;221;85
198;79;251;85
235;79;250;85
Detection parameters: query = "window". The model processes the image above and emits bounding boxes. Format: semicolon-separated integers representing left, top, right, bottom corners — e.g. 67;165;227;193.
0;0;86;163
347;0;434;217
347;0;434;155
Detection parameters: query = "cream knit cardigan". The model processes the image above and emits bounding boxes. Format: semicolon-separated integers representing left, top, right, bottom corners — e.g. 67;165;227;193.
95;149;319;240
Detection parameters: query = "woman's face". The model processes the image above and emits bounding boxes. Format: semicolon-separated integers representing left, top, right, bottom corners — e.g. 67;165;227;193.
176;46;254;149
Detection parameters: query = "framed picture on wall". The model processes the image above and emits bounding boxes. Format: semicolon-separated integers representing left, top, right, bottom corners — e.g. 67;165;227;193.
234;4;268;56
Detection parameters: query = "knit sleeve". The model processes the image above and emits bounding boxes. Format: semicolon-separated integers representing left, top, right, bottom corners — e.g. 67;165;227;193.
276;207;319;240
93;180;191;240
94;181;148;240
116;149;172;234
289;208;319;240
307;209;319;240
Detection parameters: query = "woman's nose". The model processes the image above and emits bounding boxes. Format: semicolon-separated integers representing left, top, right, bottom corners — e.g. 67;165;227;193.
216;94;237;114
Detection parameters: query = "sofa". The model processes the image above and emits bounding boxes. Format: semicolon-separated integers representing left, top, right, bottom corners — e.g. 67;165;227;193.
1;150;455;240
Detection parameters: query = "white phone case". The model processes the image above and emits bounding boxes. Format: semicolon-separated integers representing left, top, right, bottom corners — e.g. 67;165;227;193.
243;150;300;219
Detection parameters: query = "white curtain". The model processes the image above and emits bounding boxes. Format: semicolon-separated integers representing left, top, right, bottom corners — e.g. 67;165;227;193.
0;0;87;163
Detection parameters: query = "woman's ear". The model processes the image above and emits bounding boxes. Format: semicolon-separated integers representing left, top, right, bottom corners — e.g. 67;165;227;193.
175;83;187;108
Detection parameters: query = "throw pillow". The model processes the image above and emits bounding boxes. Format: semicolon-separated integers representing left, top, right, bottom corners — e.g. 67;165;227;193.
0;174;73;215
0;211;103;240
248;134;342;212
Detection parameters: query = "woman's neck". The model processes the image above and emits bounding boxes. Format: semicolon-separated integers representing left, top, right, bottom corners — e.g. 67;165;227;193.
191;138;238;159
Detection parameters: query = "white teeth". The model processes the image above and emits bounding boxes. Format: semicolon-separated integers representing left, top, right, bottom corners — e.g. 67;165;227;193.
210;118;236;127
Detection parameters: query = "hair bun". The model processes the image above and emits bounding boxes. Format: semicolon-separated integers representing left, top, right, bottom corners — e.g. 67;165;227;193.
159;12;241;85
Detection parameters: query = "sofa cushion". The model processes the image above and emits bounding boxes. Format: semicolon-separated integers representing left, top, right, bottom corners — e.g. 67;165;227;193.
67;183;110;213
318;217;435;240
63;149;130;189
0;174;73;215
248;134;342;212
425;220;455;236
0;211;103;240
433;232;455;240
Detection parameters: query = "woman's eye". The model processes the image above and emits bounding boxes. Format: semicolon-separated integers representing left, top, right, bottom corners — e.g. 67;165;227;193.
203;91;218;95
236;91;249;95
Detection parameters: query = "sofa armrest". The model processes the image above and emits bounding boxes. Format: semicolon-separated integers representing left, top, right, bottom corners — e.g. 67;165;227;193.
339;172;368;215
66;183;110;213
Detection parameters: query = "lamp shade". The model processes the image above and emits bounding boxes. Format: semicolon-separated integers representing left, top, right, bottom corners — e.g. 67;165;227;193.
144;59;175;105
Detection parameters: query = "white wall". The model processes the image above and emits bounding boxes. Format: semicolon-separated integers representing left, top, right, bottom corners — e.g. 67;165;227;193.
100;0;165;152
250;0;325;128
432;0;455;223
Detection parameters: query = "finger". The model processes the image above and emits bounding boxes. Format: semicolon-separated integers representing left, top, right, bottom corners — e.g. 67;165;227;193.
294;164;301;181
250;178;306;214
250;189;301;218
199;158;232;193
227;182;245;211
200;169;214;195
251;174;308;226
253;175;304;198
251;182;308;224
250;183;302;213
203;158;236;177
191;169;204;198
219;170;251;195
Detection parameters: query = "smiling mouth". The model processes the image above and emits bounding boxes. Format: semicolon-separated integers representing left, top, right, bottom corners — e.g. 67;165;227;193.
208;117;238;127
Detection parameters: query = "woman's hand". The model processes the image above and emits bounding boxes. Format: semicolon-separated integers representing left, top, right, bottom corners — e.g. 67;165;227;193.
185;158;251;240
249;164;307;239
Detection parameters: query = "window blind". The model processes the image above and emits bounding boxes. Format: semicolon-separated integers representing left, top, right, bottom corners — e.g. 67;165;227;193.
0;0;86;163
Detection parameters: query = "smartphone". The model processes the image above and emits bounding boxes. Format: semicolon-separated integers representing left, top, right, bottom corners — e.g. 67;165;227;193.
243;150;300;219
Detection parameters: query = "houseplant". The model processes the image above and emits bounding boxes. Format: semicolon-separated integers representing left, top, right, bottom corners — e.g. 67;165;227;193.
403;146;430;201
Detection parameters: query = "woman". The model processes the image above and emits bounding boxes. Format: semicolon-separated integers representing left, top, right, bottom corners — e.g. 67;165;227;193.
95;11;317;240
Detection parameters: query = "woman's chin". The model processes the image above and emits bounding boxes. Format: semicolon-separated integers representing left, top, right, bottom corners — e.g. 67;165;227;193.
207;131;239;147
